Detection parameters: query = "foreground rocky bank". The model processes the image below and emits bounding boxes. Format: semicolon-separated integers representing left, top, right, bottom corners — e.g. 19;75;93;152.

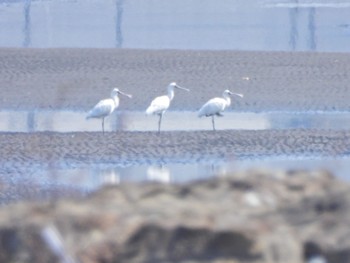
0;169;348;263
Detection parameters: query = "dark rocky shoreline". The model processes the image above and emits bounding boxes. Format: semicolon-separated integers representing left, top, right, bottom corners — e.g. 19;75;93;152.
0;169;349;262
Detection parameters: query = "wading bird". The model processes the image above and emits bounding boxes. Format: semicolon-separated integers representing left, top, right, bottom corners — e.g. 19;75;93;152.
198;89;243;131
146;82;189;133
86;88;132;133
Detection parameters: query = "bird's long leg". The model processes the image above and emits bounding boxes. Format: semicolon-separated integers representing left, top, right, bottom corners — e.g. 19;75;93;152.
102;118;105;134
158;114;163;134
212;116;216;131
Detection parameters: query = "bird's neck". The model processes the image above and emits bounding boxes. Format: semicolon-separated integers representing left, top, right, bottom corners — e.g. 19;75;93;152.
223;94;231;107
167;88;175;101
111;95;119;105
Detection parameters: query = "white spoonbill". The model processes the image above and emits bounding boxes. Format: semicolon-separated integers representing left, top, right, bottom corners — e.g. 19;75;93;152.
86;88;132;133
198;90;243;131
146;82;189;133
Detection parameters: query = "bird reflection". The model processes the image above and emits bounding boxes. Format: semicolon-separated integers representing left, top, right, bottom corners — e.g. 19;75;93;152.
147;165;171;183
27;111;35;132
308;7;316;51
23;0;31;47
289;0;317;51
289;1;299;50
100;169;120;185
208;163;229;178
115;0;124;48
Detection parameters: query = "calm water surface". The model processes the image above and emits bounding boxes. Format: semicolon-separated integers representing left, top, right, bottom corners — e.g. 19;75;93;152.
0;109;349;204
0;0;349;51
2;156;350;204
2;110;350;132
1;109;350;203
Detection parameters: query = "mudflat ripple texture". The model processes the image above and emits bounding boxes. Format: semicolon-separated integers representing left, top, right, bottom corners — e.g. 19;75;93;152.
1;48;350;182
0;130;349;168
1;48;350;111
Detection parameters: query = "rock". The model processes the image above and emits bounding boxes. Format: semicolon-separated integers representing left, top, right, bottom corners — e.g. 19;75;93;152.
0;169;348;262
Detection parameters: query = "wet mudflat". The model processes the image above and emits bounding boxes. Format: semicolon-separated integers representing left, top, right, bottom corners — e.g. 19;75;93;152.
1;48;350;203
1;49;350;112
1;2;350;261
1;129;350;203
1;130;349;165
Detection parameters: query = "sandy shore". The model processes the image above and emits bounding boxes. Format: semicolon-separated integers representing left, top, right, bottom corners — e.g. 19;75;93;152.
1;48;350;111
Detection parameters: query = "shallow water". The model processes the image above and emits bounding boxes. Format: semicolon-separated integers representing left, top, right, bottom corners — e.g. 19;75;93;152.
0;0;349;51
1;155;350;204
0;109;350;204
1;110;350;132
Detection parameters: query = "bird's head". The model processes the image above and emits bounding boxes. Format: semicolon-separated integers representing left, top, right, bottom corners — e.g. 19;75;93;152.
168;82;190;92
111;88;132;98
224;89;243;98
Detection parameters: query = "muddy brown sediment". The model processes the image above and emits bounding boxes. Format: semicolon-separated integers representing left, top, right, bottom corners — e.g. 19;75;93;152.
1;48;350;111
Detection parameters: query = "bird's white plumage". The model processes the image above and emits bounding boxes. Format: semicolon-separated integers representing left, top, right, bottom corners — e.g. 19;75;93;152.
198;89;243;131
146;95;170;115
86;87;131;132
198;97;229;117
146;82;189;132
87;97;118;119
